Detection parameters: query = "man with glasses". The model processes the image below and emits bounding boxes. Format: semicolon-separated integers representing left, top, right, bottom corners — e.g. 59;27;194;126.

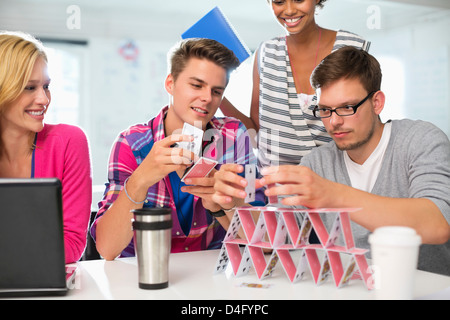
214;47;450;275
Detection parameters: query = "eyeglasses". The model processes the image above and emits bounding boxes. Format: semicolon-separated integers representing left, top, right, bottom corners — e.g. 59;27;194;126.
313;91;377;119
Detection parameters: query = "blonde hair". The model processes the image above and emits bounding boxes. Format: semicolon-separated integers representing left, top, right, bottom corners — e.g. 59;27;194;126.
0;31;47;113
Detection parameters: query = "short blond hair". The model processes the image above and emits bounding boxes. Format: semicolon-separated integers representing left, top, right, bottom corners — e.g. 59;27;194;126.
0;31;47;112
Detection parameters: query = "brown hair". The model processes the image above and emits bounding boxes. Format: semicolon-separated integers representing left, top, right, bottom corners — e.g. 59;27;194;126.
168;38;240;84
310;46;382;93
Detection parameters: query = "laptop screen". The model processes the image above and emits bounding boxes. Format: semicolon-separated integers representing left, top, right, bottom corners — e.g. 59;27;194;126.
0;178;67;296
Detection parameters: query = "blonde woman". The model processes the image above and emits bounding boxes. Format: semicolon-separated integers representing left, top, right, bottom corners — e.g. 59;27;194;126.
0;31;92;263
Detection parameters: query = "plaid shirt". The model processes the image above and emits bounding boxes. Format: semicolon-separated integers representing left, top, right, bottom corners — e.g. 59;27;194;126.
91;106;265;256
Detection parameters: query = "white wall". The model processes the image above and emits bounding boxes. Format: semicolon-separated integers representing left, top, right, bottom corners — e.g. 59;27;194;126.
1;0;449;206
0;0;280;193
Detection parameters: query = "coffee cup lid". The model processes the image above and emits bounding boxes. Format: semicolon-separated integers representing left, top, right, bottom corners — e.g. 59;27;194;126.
369;226;422;247
132;207;171;216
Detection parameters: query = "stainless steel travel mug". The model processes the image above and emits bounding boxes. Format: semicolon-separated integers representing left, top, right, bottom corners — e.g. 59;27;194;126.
132;207;172;289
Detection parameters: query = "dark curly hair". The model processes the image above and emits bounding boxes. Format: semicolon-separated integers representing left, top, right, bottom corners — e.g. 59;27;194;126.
317;0;328;9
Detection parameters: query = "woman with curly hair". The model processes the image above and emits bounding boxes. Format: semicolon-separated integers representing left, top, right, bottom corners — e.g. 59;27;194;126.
221;0;371;169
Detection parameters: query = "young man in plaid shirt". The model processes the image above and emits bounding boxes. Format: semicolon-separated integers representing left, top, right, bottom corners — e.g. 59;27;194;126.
92;39;264;260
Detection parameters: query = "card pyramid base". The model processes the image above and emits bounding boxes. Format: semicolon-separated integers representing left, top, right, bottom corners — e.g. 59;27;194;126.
214;207;374;290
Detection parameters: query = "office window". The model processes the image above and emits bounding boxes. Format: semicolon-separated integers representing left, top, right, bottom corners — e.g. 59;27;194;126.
45;46;81;126
378;56;405;122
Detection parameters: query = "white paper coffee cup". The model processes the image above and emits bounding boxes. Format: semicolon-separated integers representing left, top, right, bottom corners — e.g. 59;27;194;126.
368;226;421;300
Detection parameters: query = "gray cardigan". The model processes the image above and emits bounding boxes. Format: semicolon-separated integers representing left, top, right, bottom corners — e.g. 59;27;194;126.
301;119;450;276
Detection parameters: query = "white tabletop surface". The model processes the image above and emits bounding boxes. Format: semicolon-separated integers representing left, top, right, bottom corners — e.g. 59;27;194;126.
43;249;450;300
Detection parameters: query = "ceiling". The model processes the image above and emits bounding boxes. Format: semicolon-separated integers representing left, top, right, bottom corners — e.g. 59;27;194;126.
0;0;448;49
8;0;450;10
381;0;450;9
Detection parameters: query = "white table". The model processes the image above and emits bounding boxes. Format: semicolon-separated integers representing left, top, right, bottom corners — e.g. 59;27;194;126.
53;250;450;300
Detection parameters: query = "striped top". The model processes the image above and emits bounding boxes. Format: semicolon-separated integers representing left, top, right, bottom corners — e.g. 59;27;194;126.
257;30;370;168
91;106;265;256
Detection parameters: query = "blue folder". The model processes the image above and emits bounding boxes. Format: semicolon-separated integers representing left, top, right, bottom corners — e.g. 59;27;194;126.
182;6;251;64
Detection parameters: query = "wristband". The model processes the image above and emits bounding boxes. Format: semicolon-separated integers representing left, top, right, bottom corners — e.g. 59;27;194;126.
207;209;226;218
224;205;237;213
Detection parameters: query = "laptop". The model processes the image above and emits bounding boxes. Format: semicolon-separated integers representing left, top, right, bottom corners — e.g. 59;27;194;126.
0;178;69;297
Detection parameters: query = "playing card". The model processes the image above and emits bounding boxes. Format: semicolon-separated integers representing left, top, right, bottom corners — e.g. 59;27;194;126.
177;122;204;156
250;213;266;245
325;215;341;248
281;211;300;247
181;157;218;183
225;243;244;276
339;256;357;288
263;211;278;247
327;250;344;287
236;246;252;277
224;211;241;242
308;212;329;246
305;248;321;284
238;208;257;241
298;215;312;246
295;250;309;282
272;215;288;248
339;212;355;250
245;164;256;203
261;251;279;279
238;282;273;289
247;246;267;279
318;254;332;285
353;251;374;290
214;244;229;274
277;249;308;283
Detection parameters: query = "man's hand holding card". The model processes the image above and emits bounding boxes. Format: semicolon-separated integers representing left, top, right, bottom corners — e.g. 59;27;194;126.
176;123;218;182
135;133;196;188
175;122;204;157
176;123;221;212
181;168;220;212
177;123;260;214
212;164;261;210
181;157;220;212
